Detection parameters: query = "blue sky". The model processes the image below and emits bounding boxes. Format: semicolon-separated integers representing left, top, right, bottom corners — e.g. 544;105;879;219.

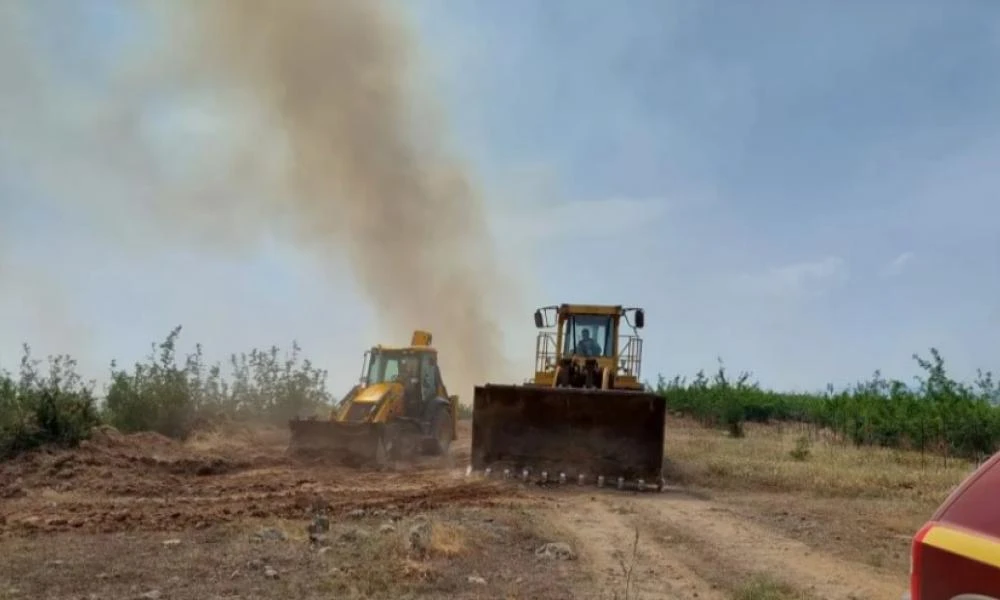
1;0;998;393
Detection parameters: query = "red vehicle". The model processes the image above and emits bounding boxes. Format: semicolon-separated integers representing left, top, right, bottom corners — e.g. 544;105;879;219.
903;451;1000;599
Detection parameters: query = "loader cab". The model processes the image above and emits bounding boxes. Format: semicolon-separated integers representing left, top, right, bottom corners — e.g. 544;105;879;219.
531;304;646;391
360;347;447;417
363;349;418;387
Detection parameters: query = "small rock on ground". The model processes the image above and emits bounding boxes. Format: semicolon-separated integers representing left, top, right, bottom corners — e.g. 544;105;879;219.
253;527;287;542
536;542;577;560
263;566;279;580
468;575;487;585
139;591;161;600
340;527;371;542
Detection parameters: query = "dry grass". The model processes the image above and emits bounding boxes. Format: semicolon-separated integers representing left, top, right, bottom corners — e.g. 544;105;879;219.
732;574;803;600
430;521;468;557
663;417;982;578
184;422;288;455
0;508;582;600
666;416;975;504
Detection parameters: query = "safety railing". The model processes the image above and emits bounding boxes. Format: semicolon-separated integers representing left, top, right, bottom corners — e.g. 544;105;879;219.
617;335;643;379
534;332;559;373
534;332;644;379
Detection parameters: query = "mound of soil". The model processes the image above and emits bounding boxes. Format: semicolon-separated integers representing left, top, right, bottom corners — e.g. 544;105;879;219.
0;420;524;536
0;425;246;500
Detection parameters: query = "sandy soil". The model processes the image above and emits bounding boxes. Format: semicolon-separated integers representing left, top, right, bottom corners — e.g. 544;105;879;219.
0;420;917;599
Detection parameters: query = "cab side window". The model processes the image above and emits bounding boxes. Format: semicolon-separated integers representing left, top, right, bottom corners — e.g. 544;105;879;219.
420;354;437;403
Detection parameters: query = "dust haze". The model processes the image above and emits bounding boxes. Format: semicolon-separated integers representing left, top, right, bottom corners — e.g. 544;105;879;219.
0;0;526;395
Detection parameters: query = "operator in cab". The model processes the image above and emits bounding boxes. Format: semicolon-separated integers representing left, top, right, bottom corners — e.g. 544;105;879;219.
399;357;423;417
575;328;602;357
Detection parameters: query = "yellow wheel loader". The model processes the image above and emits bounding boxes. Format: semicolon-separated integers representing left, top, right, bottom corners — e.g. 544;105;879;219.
288;330;458;467
470;304;666;491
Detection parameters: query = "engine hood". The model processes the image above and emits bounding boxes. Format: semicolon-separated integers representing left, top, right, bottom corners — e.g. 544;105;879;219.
354;382;402;403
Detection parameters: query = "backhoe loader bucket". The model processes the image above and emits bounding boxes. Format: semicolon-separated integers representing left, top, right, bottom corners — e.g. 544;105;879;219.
287;418;388;467
470;384;666;488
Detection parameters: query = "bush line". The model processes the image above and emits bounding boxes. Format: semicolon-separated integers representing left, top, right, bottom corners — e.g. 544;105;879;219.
657;349;1000;460
1;326;333;458
2;328;997;461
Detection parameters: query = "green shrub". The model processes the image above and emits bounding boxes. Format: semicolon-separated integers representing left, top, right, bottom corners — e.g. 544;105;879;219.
1;328;335;455
789;436;811;461
0;346;101;458
104;326;333;439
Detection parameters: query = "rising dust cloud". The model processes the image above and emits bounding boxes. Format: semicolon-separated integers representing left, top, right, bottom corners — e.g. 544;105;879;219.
0;0;524;396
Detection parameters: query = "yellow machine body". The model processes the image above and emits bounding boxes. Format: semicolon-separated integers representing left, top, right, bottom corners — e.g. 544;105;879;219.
288;330;458;466
470;305;666;487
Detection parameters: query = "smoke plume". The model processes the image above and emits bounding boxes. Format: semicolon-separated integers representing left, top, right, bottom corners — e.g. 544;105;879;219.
0;0;523;396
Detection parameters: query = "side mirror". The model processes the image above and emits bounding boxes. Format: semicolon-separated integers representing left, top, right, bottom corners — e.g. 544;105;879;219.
635;309;645;329
534;310;544;328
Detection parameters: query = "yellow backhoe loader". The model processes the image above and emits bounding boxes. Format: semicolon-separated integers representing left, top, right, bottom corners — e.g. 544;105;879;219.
470;304;666;490
288;330;458;467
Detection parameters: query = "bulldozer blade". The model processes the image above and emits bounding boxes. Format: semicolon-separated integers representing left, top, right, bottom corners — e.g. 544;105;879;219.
470;384;666;488
287;418;386;467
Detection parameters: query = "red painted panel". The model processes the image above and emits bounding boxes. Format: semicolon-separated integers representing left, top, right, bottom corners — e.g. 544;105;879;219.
918;544;1000;599
937;453;1000;537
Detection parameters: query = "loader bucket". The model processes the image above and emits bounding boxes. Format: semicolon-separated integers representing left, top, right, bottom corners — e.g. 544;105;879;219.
287;418;387;467
470;384;666;483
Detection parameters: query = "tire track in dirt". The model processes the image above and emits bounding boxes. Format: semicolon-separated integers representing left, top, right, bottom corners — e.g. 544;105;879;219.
625;493;901;599
538;488;905;600
543;493;726;600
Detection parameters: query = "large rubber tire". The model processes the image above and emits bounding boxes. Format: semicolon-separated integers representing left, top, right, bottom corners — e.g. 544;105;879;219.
372;432;391;469
424;405;453;456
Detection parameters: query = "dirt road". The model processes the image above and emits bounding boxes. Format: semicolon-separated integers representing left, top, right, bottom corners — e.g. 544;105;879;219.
540;488;903;599
0;422;907;599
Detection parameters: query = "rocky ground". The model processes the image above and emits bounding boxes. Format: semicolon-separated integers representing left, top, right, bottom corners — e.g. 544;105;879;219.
0;419;964;599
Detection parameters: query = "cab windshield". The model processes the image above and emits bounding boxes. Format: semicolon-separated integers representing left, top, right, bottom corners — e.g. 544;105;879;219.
562;315;613;358
365;352;418;385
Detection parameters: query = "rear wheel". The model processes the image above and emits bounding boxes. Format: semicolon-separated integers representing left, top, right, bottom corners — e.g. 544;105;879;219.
424;405;452;456
372;430;394;470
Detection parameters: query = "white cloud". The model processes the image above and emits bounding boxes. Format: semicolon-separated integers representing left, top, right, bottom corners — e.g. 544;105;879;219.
881;251;914;277
734;256;849;298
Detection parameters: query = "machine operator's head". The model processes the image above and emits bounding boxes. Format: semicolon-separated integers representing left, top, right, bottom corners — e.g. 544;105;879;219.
581;329;591;340
403;357;418;376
